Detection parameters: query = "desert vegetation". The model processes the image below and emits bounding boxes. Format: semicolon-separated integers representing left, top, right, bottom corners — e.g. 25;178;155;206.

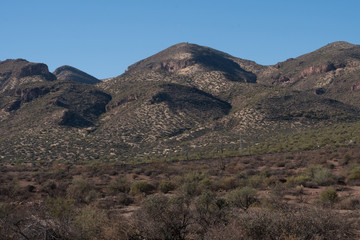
1;145;360;239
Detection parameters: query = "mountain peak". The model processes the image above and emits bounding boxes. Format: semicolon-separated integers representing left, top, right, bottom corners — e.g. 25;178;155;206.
125;42;257;83
321;41;356;50
53;65;100;84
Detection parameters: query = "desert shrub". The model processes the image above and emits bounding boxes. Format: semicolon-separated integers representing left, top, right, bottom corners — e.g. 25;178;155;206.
107;177;130;194
46;196;74;220
347;164;360;184
130;180;154;195
205;207;354;240
319;187;338;205
217;177;238;190
178;171;207;198
67;178;99;204
313;167;336;186
134;194;191;240
195;191;229;235
286;174;312;186
341;153;352;165
338;196;360;210
73;205;107;240
287;165;336;187
159;180;176;193
227;186;257;210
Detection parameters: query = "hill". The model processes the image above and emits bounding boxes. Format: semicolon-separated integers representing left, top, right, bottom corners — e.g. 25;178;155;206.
54;65;101;84
0;59;56;93
1;41;360;162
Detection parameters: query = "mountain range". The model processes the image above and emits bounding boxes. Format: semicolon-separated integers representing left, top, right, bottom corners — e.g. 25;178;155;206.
1;41;360;163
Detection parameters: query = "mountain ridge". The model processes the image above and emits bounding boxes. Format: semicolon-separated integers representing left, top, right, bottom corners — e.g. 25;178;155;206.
1;41;360;162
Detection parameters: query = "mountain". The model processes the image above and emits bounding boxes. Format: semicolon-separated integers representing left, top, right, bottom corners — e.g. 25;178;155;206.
54;65;101;84
126;42;257;83
0;59;56;93
1;41;360;162
259;41;360;107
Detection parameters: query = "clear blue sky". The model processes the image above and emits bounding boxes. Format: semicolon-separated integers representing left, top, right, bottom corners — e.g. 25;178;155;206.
1;0;359;79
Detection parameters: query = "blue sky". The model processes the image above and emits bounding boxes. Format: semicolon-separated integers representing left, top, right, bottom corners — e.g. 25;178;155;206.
1;0;359;79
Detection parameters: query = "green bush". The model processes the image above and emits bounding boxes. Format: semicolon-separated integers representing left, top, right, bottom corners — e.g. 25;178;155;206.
159;180;176;193
227;186;257;210
347;164;360;181
313;167;336;186
130;181;154;195
287;165;336;187
319;187;338;205
73;205;107;240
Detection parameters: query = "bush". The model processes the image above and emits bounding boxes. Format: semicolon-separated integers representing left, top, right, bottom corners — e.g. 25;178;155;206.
319;187;338;205
159;180;176;193
46;196;74;220
227;186;257;210
313;167;336;186
287;165;336;187
205;207;354;240
134;194;191;240
73;205;107;240
130;181;154;195
67;178;98;204
195;191;229;234
107;177;130;194
347;164;360;183
217;177;238;190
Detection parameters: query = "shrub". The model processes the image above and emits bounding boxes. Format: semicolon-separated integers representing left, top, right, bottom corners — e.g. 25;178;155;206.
217;177;238;190
46;196;74;220
319;187;338;205
287;165;336;187
195;191;229;234
67;178;98;204
227;186;257;210
130;181;154;195
73;205;107;240
347;164;360;182
134;194;191;240
159;180;176;193
178;171;207;198
313;167;336;186
107;177;130;194
204;207;354;240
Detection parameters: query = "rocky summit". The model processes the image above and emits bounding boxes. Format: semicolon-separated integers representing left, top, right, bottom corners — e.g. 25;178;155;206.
1;41;360;162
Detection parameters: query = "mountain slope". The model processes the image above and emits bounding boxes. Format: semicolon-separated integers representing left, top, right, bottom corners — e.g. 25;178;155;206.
54;65;101;84
1;41;360;162
126;42;257;83
0;59;56;92
258;41;360;107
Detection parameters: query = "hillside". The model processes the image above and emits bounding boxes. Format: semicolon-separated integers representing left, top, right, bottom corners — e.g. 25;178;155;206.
54;65;101;84
0;59;56;93
1;41;360;162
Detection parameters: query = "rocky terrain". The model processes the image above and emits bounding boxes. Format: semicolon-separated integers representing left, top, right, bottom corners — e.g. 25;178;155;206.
54;65;101;84
1;41;360;162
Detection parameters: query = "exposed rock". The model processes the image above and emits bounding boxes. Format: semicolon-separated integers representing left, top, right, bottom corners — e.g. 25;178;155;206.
298;63;336;79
